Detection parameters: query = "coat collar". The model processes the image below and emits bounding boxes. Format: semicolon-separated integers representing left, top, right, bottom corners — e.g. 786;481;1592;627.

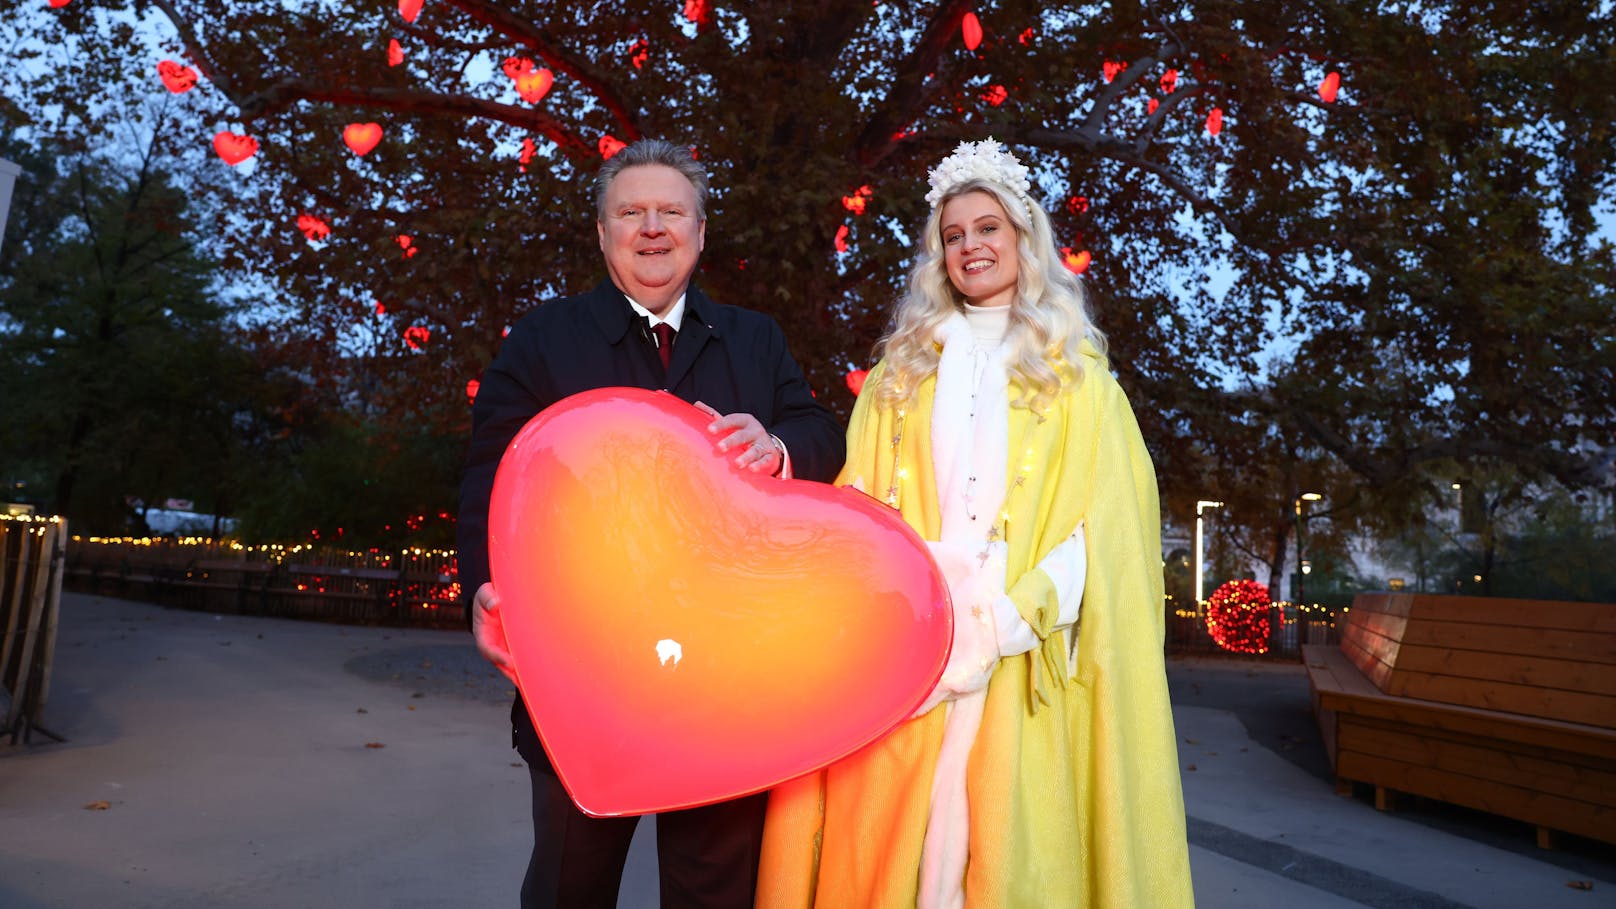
586;279;722;387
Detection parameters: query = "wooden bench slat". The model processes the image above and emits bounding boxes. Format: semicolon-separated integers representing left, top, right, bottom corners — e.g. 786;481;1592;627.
1337;750;1616;845
1341;714;1616;806
1388;593;1616;633
1397;621;1616;664
1383;669;1616;729
1390;642;1616;697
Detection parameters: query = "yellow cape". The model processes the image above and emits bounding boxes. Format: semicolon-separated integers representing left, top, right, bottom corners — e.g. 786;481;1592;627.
758;347;1194;908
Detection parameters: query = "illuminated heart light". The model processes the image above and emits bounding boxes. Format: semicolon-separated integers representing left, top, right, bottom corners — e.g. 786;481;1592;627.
1205;107;1224;136
1147;98;1159;115
519;137;536;172
48;0;72;7
599;135;627;159
961;12;983;51
840;185;872;216
374;301;388;316
834;224;850;254
982;84;1007;106
516;68;554;104
845;368;868;396
1103;60;1126;83
684;0;710;26
296;212;331;241
1160;68;1178;94
1061;247;1091;274
403;325;430;349
212;131;258;165
502;56;533;79
396;234;418;258
465;378;481;405
157;60;197;93
388;39;404;67
398;0;423;23
1018;27;1035;45
1319;71;1340;103
344;122;383;155
487;387;950;816
1067;195;1089;214
629;39;650;69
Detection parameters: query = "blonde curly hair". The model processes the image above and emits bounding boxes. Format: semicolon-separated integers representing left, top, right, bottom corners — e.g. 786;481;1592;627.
870;178;1106;413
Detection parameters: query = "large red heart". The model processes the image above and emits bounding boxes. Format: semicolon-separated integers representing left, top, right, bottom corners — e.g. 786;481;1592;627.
488;387;950;817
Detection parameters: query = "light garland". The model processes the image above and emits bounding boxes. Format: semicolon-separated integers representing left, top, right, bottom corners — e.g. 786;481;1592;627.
1204;579;1273;654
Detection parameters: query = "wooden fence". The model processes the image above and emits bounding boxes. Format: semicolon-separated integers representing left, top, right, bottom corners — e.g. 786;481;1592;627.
63;538;464;629
2;515;68;744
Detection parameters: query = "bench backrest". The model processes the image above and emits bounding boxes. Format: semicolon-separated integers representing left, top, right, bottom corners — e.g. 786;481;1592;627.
1340;593;1616;729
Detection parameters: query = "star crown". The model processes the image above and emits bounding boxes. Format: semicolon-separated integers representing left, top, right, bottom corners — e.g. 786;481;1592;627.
924;138;1035;214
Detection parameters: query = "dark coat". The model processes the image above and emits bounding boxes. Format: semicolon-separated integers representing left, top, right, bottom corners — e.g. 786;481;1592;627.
456;279;845;766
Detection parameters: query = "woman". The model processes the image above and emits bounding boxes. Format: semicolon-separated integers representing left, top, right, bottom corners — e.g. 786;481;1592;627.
757;140;1194;908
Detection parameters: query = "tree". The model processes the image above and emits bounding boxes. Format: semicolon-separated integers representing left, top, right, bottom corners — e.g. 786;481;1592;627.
11;1;1614;550
0;121;259;533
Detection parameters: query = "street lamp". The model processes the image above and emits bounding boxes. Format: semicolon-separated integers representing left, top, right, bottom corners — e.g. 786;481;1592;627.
1194;499;1224;605
1295;492;1323;604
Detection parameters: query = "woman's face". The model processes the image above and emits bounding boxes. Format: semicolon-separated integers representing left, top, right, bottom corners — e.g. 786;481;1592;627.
940;190;1019;308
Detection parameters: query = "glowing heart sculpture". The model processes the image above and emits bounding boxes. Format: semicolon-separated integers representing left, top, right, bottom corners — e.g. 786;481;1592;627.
157;60;197;93
212;131;258;165
488;387;951;817
344;122;383;155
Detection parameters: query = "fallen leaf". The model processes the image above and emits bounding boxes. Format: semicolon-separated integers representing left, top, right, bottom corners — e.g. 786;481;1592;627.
1185;764;1197;772
356;708;369;714
1567;881;1593;891
364;742;386;749
84;800;110;810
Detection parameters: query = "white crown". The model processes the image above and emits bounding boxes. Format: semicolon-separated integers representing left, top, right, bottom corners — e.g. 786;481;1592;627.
924;138;1035;212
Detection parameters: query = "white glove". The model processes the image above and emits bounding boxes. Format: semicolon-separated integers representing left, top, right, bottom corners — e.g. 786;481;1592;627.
912;540;1007;717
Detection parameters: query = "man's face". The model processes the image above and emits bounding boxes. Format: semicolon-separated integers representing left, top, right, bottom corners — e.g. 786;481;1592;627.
597;164;706;316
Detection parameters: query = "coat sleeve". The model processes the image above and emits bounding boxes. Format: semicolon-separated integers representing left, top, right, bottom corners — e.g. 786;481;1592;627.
759;316;845;483
455;320;552;626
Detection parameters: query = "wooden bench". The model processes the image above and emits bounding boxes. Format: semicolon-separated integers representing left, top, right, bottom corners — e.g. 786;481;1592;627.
1303;593;1616;847
271;564;401;623
173;558;277;614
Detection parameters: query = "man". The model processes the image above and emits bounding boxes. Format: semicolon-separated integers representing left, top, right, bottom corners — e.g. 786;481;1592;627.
456;138;844;909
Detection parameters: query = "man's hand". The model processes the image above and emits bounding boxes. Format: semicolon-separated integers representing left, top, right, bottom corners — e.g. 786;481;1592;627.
471;582;519;684
694;401;783;474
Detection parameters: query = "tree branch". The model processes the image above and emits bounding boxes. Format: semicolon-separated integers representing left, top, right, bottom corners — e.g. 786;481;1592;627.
238;83;595;162
853;0;975;169
440;0;641;142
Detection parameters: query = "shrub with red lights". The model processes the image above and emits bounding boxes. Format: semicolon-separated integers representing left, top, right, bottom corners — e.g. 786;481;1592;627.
1205;579;1273;654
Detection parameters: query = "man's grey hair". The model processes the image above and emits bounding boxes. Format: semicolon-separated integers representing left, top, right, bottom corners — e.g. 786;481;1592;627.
593;138;709;221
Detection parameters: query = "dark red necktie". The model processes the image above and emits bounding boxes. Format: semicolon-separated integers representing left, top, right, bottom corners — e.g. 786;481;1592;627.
652;322;675;369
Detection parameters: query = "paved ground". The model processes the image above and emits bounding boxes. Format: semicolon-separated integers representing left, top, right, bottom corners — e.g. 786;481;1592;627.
1;593;1611;908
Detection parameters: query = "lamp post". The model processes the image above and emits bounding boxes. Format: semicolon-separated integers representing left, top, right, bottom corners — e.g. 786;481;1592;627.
1195;499;1224;605
1295;492;1322;603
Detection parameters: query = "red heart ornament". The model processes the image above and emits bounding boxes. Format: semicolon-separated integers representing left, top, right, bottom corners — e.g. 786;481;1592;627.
488;388;951;817
344;122;383;155
398;0;423;23
515;68;553;104
212;131;258;165
961;12;983;51
157;60;197;93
